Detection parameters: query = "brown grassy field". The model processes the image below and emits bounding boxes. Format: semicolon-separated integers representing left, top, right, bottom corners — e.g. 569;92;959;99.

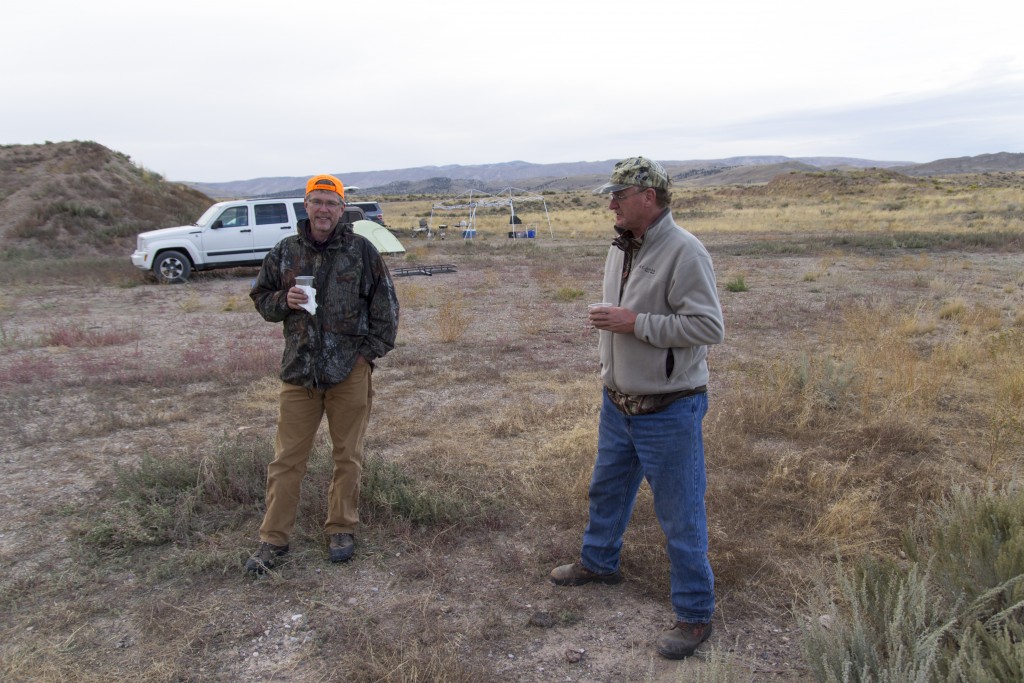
1;173;1023;681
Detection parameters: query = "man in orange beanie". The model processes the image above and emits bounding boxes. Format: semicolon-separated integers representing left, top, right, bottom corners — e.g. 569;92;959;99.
246;174;399;573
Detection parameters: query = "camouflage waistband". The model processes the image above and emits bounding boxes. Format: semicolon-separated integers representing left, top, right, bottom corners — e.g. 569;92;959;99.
605;385;706;416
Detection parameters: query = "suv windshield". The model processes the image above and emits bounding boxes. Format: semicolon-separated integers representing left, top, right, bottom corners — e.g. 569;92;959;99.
196;204;224;226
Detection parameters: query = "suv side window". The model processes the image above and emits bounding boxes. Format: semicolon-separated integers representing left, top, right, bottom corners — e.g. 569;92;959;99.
255;203;288;225
293;202;308;221
217;206;249;227
342;207;365;223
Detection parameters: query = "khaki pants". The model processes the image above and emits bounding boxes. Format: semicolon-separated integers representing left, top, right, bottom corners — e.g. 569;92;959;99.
258;364;372;546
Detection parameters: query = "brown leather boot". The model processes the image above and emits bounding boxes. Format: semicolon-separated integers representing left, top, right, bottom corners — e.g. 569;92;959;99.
328;533;355;563
656;621;713;659
549;561;622;586
245;542;288;574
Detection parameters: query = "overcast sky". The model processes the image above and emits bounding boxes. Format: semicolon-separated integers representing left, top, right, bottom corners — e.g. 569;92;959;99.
4;0;1022;182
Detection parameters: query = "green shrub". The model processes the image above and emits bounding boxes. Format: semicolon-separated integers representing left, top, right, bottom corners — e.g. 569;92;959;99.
85;436;272;551
794;354;857;412
803;487;1024;682
553;286;585;301
361;454;472;527
725;275;749;292
84;435;491;554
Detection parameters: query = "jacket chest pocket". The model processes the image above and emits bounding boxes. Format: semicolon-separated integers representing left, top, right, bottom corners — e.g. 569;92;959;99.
317;252;370;335
321;271;368;335
331;269;361;295
625;266;669;290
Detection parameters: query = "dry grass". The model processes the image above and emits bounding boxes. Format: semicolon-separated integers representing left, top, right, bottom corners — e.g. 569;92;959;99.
177;291;203;313
434;293;470;342
2;174;1024;681
376;172;1024;243
39;321;143;347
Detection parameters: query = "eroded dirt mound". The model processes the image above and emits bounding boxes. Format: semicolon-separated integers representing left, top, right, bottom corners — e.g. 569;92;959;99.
0;141;211;257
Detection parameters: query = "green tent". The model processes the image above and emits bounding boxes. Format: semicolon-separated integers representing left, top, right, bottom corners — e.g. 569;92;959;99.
352;219;406;255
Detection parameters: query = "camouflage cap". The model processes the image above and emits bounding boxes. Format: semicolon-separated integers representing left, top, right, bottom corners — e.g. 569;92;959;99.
594;156;670;194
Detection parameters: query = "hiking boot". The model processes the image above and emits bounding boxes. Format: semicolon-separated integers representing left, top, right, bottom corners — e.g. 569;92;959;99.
549;561;622;586
328;533;355;563
245;541;288;574
655;621;713;659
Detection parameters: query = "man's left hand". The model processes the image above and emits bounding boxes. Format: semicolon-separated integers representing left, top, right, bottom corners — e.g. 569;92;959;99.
589;306;637;334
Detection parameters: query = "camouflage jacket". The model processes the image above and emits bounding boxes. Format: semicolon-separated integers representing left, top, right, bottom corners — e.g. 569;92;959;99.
250;220;400;390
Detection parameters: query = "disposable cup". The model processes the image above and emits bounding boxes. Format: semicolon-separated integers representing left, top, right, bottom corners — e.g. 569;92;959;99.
588;302;612;310
295;276;314;287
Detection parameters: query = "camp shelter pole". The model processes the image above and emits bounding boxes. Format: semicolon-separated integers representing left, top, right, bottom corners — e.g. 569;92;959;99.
509;187;517;239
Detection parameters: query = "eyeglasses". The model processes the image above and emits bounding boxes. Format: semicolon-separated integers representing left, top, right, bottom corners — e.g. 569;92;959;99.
308;198;343;209
610;187;648;202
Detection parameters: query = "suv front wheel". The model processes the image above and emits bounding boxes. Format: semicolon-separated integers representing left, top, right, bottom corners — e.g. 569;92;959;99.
154;250;192;284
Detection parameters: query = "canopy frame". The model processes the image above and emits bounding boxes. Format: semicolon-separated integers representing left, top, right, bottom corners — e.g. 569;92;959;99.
430;187;553;239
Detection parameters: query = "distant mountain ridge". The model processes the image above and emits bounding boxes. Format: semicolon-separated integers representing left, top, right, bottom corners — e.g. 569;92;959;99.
894;152;1024;176
185;155;922;199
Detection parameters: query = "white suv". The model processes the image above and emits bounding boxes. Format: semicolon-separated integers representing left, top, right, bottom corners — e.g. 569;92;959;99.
131;197;309;283
132;198;400;283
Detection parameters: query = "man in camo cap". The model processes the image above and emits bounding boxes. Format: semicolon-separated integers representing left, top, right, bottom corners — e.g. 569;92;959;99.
550;156;724;660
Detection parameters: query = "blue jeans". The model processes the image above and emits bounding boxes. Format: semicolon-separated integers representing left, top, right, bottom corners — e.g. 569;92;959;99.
581;389;715;623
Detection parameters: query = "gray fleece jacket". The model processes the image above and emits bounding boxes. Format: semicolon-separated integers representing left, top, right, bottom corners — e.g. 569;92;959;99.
598;210;724;396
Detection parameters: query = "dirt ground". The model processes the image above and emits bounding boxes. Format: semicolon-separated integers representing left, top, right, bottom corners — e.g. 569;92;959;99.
2;233;1022;682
